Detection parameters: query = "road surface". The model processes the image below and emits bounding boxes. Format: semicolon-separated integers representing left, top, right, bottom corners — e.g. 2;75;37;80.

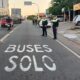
0;21;80;80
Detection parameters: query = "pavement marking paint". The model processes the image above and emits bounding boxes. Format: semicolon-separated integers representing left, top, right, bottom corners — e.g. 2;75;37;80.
20;56;32;72
4;45;53;53
4;45;56;72
0;34;10;42
33;55;44;72
64;34;78;39
42;55;56;71
0;26;18;42
4;55;57;72
56;40;80;59
4;56;18;72
48;33;80;59
34;45;44;53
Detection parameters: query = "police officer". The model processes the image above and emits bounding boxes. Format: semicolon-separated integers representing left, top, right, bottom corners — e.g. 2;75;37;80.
42;17;48;37
51;17;59;39
6;16;12;30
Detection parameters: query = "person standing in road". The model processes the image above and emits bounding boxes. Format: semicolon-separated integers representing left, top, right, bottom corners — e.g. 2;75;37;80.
51;17;59;39
32;19;35;25
41;17;48;37
32;17;38;25
6;16;12;30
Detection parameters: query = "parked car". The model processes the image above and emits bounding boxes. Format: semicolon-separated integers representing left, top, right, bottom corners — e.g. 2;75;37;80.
73;15;80;26
0;18;6;28
0;17;13;28
57;15;64;22
12;17;22;24
39;19;52;28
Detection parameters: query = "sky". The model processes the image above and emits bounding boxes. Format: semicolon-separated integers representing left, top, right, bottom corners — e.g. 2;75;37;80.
9;0;51;17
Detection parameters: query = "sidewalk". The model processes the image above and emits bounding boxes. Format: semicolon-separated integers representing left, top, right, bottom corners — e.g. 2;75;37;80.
47;22;80;55
58;22;80;45
48;22;80;45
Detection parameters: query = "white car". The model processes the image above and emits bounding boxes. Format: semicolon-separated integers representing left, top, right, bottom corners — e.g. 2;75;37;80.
73;15;80;26
39;19;52;28
57;16;64;22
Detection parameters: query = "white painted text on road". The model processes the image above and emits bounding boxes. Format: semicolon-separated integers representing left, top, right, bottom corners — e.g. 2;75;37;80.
4;45;56;72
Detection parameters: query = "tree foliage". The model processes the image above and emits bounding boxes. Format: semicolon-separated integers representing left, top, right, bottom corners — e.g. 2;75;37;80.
48;0;80;15
27;15;36;20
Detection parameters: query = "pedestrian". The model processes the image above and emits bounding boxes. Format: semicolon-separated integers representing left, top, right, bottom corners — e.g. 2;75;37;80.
34;19;38;25
51;17;59;39
6;16;12;30
41;17;48;37
32;19;35;25
33;17;38;25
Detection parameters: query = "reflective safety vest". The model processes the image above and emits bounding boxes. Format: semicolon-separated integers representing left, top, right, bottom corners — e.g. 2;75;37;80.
51;19;59;27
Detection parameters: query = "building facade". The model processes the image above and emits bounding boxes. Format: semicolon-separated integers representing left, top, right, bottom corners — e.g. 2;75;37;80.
0;0;9;16
0;0;8;8
0;8;9;15
73;3;80;15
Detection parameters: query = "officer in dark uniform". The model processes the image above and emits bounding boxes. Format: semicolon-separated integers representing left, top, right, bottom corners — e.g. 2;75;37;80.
6;17;12;30
51;17;59;39
42;18;48;36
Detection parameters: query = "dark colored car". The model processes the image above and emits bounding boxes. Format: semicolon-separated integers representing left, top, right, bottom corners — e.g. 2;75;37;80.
12;18;22;24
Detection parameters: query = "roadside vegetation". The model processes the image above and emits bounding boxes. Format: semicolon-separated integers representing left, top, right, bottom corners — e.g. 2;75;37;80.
48;0;80;15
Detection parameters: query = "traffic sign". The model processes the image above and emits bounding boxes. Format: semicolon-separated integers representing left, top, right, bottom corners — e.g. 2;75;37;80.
24;1;32;5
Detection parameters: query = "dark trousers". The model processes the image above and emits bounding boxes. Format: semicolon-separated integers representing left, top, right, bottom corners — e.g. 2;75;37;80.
42;27;47;36
53;27;57;39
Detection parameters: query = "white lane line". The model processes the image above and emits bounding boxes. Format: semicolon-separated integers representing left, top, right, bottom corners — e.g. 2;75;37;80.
48;33;80;59
0;34;10;42
0;27;18;42
9;30;14;34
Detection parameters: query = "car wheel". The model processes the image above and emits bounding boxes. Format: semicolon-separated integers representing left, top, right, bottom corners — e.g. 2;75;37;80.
77;21;80;26
1;24;5;28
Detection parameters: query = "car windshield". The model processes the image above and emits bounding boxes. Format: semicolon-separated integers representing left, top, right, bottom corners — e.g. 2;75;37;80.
73;16;78;20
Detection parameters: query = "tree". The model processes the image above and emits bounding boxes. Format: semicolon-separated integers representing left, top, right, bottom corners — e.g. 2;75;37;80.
27;15;37;20
48;0;80;15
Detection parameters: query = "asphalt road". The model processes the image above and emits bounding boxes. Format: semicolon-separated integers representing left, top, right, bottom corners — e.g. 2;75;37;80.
0;24;19;39
0;21;80;80
0;27;9;39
